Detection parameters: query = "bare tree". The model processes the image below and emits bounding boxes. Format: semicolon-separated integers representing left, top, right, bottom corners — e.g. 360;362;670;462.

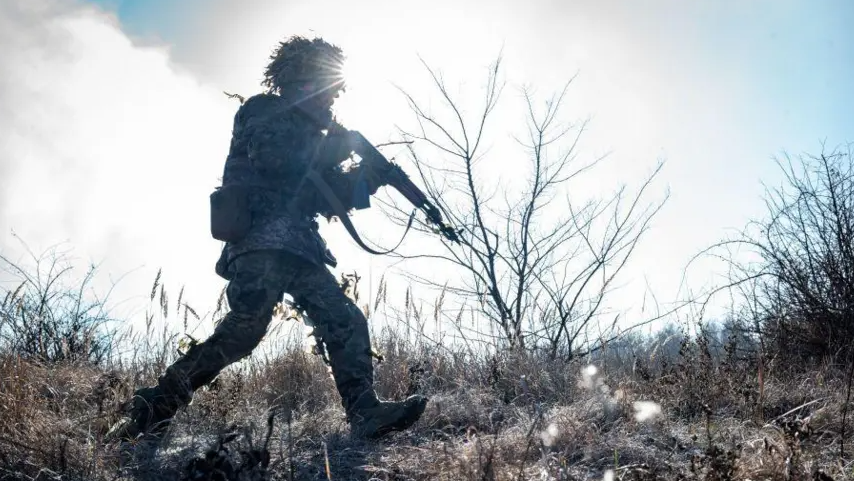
375;56;669;357
717;144;854;362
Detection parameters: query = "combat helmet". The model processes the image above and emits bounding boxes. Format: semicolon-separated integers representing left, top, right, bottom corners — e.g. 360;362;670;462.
262;35;346;97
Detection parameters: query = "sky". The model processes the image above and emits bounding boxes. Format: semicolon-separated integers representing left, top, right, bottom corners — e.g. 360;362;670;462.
1;0;852;342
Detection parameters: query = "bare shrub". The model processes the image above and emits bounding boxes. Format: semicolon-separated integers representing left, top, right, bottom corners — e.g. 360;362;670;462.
380;55;669;356
0;243;118;365
717;144;854;363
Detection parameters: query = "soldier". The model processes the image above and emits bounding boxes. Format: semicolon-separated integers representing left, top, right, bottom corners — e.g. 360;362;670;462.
107;35;427;442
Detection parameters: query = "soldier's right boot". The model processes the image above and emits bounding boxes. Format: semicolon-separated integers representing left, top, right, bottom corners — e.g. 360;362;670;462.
294;269;429;439
105;339;229;443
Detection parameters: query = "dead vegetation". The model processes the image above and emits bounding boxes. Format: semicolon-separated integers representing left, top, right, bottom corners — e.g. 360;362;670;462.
1;273;853;481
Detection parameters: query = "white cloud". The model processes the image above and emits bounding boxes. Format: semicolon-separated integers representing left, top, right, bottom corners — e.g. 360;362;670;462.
0;0;236;331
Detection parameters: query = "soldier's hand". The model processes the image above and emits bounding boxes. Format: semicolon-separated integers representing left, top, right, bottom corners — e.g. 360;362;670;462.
326;124;364;153
321;132;355;168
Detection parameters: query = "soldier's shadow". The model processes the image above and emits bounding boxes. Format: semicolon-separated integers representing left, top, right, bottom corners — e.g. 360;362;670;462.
165;430;408;481
138;412;422;481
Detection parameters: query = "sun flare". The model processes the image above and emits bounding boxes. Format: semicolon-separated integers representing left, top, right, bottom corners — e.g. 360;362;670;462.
333;49;404;133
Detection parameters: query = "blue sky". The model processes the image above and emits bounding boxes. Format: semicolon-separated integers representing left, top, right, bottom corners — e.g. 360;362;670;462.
86;0;194;40
1;0;852;339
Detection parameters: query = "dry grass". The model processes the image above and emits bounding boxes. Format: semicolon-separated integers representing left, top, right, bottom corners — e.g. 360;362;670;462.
1;260;853;480
2;316;854;481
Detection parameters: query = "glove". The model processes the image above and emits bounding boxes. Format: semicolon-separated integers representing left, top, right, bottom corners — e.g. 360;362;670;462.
320;132;355;168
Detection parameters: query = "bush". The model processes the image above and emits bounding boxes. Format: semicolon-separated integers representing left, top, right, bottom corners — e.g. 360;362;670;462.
0;246;117;365
729;144;854;362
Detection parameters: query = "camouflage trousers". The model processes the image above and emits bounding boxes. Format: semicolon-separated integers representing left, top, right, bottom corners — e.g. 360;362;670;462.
154;249;377;417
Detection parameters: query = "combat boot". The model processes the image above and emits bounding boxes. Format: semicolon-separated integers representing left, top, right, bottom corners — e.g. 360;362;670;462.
347;394;428;439
104;386;180;443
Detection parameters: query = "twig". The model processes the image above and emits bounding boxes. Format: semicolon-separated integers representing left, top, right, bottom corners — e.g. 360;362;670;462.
763;398;828;427
375;140;414;148
516;375;544;481
842;359;854;458
703;403;713;448
288;409;295;481
323;441;332;481
757;351;765;422
223;91;246;104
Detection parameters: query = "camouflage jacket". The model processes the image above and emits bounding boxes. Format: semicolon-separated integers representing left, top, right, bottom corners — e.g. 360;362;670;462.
216;93;391;277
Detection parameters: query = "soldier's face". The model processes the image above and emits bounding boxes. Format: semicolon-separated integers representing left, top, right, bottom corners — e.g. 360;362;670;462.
299;79;343;112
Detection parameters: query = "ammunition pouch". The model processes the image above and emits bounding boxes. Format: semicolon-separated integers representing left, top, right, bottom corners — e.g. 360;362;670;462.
210;184;253;243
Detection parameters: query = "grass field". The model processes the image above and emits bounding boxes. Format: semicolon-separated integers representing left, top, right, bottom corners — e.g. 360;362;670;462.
2;303;852;480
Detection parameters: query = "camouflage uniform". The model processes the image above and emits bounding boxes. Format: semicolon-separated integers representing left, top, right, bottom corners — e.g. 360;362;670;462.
161;91;391;414
158;249;379;422
215;92;382;274
108;42;426;442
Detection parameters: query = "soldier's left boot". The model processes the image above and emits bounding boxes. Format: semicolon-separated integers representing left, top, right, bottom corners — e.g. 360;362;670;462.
104;385;183;443
105;342;220;444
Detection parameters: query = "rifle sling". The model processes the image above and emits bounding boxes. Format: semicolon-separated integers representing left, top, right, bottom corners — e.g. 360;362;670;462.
306;170;415;256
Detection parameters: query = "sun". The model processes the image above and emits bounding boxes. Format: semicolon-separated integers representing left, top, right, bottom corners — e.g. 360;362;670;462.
331;47;412;137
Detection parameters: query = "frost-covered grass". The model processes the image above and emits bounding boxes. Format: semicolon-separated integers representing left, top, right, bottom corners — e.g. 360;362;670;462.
2;320;853;480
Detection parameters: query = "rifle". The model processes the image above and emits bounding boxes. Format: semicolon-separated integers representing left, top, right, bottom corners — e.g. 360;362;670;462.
302;124;461;254
287;100;461;252
341;127;461;245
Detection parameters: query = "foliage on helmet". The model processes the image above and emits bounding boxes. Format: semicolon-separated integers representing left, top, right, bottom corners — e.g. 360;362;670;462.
262;35;345;95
